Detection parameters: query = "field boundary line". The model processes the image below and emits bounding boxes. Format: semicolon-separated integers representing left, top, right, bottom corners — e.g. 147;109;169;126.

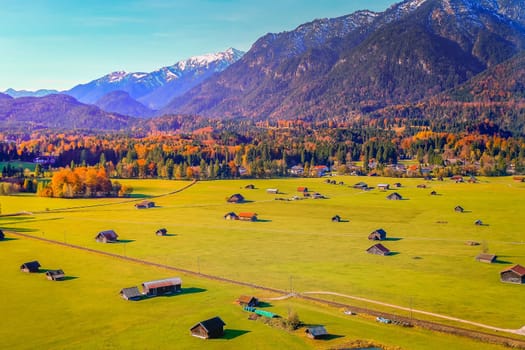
5;229;525;349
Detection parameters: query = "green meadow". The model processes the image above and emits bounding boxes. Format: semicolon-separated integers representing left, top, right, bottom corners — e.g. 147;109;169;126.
1;176;524;349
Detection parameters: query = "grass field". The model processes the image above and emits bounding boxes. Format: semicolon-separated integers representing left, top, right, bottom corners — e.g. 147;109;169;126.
1;176;524;349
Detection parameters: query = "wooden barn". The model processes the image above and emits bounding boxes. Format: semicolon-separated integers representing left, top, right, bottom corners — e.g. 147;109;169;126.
0;229;4;240
378;184;390;190
416;184;427;188
430;191;437;196
227;193;245;203
20;261;41;273
135;200;155;209
266;188;279;194
368;228;387;241
305;326;328;339
156;228;168;236
244;184;255;189
95;230;119;243
297;186;308;193
386;192;402;200
224;212;239;220
237;295;259;307
455;206;464;213
474;220;483;226
394;182;402;188
120;286;143;300
500;265;525;284
366;243;391;256
238;212;258;221
476;253;497;263
46;269;65;281
332;215;341;222
142;277;182;296
190;317;226;339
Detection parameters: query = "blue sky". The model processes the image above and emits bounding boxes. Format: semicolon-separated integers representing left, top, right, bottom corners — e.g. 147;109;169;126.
0;0;394;91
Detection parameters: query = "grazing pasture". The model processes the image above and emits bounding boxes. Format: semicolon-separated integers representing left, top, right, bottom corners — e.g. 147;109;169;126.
1;176;524;349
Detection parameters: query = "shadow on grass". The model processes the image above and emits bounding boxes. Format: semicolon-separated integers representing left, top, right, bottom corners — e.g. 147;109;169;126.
180;287;206;295
0;237;18;241
494;259;513;265
59;276;79;281
385;237;403;241
318;334;345;341
257;301;273;308
223;329;250;340
0;216;35;222
115;239;135;244
388;252;400;256
255;219;272;223
162;233;177;237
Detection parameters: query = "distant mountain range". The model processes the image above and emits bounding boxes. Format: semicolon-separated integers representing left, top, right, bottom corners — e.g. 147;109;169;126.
3;88;59;98
1;0;524;131
164;0;525;118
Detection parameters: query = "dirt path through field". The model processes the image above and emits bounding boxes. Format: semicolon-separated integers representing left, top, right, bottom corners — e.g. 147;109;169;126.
301;291;524;335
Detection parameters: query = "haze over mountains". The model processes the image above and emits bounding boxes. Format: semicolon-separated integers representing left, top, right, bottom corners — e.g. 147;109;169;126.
2;0;525;131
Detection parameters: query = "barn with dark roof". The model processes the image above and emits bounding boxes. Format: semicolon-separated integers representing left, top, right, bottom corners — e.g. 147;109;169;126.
95;230;119;243
366;243;391;256
20;261;41;273
46;269;65;281
120;287;143;300
190;317;226;339
142;277;182;296
368;228;387;241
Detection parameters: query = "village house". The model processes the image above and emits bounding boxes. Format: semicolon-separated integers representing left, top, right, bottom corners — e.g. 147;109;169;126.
366;243;391;256
289;165;304;176
20;261;41;273
46;269;65;281
227;193;245;203
500;265;525;284
311;165;329;177
236;295;259;307
305;326;328;339
142;277;182;296
120;286;143;301
476;253;497;263
135;200;155;209
190;317;226;339
238;212;258;221
95;230;119;243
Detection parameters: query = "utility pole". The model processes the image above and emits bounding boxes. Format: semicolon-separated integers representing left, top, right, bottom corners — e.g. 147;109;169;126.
289;275;293;294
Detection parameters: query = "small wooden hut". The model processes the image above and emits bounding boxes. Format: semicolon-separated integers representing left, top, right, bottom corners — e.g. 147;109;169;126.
378;184;390;190
120;286;143;300
474;220;483;226
190;317;226;339
237;295;259;307
305;326;328;339
227;193;245;203
455;206;464;213
368;228;387;241
156;228;168;236
353;182;368;190
500;265;525;284
297;187;309;193
46;269;65;281
430;191;437;196
366;243;391;256
142;277;182;296
386;192;402;200
224;212;239;220
135;200;155;209
331;215;341;222
95;230;119;243
244;184;255;189
0;229;4;240
476;253;497;263
20;261;41;273
266;188;279;194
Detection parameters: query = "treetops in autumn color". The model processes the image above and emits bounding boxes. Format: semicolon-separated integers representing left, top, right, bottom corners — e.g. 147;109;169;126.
37;166;132;198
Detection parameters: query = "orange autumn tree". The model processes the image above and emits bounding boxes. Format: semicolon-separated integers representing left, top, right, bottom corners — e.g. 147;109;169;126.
39;166;130;198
